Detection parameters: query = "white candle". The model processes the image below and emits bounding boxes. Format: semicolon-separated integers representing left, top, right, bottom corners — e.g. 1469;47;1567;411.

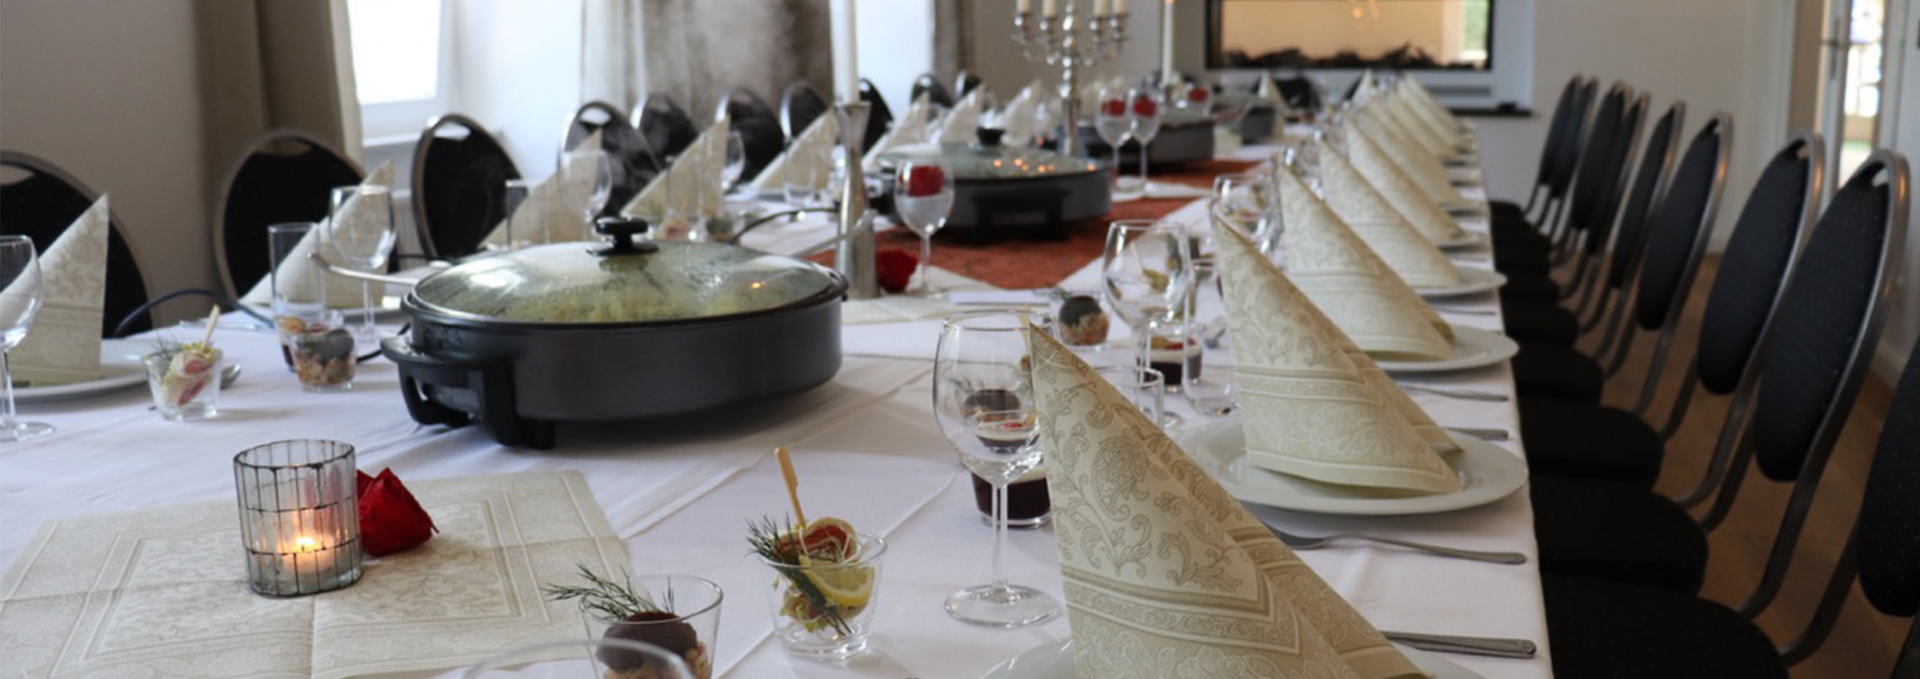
1160;0;1176;82
1117;0;1128;13
1017;0;1031;13
1093;0;1108;16
1044;0;1057;17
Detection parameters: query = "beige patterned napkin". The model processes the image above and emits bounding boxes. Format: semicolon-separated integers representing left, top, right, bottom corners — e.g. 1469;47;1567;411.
1382;91;1457;160
935;89;986;144
997;80;1046;144
748;113;838;193
1399;78;1470;148
627;118;730;220
1027;325;1428;679
1281;162;1461;290
481;131;606;246
1323;142;1466;246
240;162;393;309
1276;171;1452;360
1352;109;1464;205
864;93;933;168
11;196;109;385
1216;219;1463;489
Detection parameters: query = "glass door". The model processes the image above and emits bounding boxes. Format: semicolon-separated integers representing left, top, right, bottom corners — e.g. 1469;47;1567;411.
1817;0;1889;178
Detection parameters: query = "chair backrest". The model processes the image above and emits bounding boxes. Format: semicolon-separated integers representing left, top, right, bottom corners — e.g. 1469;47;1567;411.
911;73;954;108
1547;77;1600;200
717;87;784;183
1571;87;1646;248
1858;335;1920;620
1531;77;1585;193
781;82;830;142
213;129;365;298
1632;114;1731;331
563;101;655;218
632;93;699;162
410;114;521;260
1605;101;1686;291
0;151;152;336
1692;133;1823;396
1274;73;1321;112
955;70;983;99
859;78;893;150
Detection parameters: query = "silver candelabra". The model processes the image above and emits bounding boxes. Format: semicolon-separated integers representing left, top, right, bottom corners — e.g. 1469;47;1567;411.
1011;5;1128;157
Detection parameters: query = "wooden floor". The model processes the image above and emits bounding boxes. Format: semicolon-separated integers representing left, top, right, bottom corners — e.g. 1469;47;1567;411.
1571;255;1909;678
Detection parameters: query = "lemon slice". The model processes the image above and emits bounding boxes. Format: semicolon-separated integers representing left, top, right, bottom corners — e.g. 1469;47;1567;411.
804;563;875;608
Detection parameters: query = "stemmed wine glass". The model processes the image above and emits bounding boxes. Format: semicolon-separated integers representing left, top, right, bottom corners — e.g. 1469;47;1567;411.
1102;220;1192;375
1211;172;1281;257
1093;84;1133;192
0;236;52;442
721;131;747;194
560;148;615;242
893;159;954;297
932;309;1060;628
1128;88;1165;193
325;185;396;343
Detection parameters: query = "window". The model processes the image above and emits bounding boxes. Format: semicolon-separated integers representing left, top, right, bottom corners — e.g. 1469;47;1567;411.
346;0;453;140
1208;0;1494;71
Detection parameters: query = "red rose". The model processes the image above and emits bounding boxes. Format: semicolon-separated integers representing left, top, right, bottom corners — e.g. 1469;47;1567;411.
356;469;438;557
876;248;919;293
1187;86;1209;103
1101;98;1127;116
904;165;946;198
1132;96;1159;118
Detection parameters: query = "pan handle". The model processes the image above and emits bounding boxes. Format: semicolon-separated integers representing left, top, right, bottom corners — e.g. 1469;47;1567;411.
380;334;554;449
308;252;421;288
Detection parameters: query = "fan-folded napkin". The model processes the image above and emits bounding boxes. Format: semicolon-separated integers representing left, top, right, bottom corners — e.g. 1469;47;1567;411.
240;162;393;309
11;196;110;384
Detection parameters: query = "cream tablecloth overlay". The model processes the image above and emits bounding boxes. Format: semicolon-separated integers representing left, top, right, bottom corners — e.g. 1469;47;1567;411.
0;144;1548;679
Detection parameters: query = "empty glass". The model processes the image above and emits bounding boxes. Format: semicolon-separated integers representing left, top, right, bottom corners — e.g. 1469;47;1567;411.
326;184;396;344
1211;172;1281;256
1093;84;1134;191
1182;260;1236;416
721;130;747;194
1093;365;1165;425
559;148;614;241
932;309;1060;628
782;144;831;210
1129;88;1165;190
500;178;533;247
1102;220;1192;374
461;639;693;679
893;159;955;297
0;236;51;442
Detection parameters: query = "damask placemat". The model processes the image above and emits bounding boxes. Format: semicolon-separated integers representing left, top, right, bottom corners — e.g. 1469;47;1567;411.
0;470;626;678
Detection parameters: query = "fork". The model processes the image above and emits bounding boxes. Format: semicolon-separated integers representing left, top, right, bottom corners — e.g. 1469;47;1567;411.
1264;522;1527;565
1397;383;1509;402
1429;304;1496;316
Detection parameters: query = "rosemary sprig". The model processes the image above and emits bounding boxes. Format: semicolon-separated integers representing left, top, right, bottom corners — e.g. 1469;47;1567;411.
542;564;672;621
747;516;852;635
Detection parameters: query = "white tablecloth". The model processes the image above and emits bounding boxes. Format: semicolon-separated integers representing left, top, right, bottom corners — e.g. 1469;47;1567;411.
0;146;1549;679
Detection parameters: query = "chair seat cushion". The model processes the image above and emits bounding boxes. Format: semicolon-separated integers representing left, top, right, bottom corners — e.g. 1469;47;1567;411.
1493;218;1553;255
1495;244;1553;274
1512;343;1603;403
1543;574;1786;679
1532;476;1707;593
1520;399;1664;487
1501;299;1579;345
1490;199;1525;219
1500;271;1561;303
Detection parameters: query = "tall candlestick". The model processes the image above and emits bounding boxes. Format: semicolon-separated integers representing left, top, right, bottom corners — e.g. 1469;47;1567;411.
1093;0;1108;16
1018;0;1031;13
1160;0;1175;84
1044;0;1057;17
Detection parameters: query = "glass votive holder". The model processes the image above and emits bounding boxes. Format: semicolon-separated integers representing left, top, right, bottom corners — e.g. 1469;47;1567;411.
278;316;357;392
144;348;222;421
581;574;723;679
234;440;363;597
461;639;694;679
759;532;886;660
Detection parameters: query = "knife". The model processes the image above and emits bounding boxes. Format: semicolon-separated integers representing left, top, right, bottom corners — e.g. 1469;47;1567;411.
1384;631;1538;659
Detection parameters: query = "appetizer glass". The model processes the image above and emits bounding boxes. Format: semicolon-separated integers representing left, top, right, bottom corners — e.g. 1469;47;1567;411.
758;532;887;660
145;348;222;421
582;575;723;679
461;639;693;679
279;317;356;392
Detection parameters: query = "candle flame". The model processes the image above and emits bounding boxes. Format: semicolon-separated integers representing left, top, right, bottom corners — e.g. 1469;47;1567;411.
294;536;318;552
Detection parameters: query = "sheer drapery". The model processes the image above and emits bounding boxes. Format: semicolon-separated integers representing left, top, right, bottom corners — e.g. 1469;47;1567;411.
639;0;832;120
194;0;362;184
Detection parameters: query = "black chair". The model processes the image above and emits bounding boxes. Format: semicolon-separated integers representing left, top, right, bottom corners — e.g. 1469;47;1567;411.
910;73;954;108
632;93;699;163
213;129;365;297
716;88;784;184
1530;149;1904;601
1543;153;1910;678
859;78;893;151
0;151;153;336
411;114;521;260
1509;114;1731;404
1272;73;1322;113
1571;101;1688;338
1490;76;1584;226
780;82;830;142
563;101;655;218
1522;132;1823;489
954;70;983;99
1493;77;1598;272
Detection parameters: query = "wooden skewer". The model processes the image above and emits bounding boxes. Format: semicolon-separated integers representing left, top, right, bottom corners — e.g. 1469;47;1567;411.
774;445;812;566
199;307;221;349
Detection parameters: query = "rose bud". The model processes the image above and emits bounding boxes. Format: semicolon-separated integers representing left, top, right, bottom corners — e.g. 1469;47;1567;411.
876;248;919;293
356;469;438;556
904;165;946;198
1132;96;1159;118
1101;98;1127;117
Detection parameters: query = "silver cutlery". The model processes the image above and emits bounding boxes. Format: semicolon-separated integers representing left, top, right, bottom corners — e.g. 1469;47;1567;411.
1382;631;1538;659
1397;383;1510;402
1430;305;1496;316
1264;523;1527;565
1445;426;1511;442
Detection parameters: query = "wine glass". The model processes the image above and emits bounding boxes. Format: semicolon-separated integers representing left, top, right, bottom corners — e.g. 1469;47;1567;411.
500;178;533;248
893;159;954;297
783;144;830;211
1093;84;1133;192
1182;258;1236;416
560;148;615;241
721;130;747;194
325;185;396;343
1093;365;1164;423
1211;172;1280;257
1102;220;1192;374
932;309;1060;629
0;236;52;442
1128;88;1165;192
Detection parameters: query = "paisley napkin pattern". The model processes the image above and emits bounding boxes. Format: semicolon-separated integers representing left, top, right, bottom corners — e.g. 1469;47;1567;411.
1214;220;1463;492
935;89;986;144
482;131;605;246
240;162;393;309
1398;79;1470;148
1352;109;1464;205
1279;166;1460;290
1382;91;1456;160
1337;134;1467;244
1026;323;1427;679
1276;169;1453;360
627;118;730;221
11;196;109;385
748;113;838;193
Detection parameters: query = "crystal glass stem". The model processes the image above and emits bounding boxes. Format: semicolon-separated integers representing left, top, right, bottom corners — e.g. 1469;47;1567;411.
990;479;1009;591
1133;321;1152;370
359;281;376;338
2;350;17;427
1139;140;1151;188
918;232;935;297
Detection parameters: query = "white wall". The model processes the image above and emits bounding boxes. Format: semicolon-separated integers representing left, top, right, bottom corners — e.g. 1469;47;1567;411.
1876;0;1919;378
452;0;588;183
0;0;212;316
855;0;934;113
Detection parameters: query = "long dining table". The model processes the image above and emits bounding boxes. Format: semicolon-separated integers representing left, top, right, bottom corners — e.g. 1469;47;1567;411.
0;142;1550;679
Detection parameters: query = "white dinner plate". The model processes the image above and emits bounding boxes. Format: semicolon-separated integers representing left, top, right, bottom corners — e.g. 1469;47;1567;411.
982;638;1484;679
1375;326;1518;374
1416;267;1507;298
14;339;151;403
1174;417;1528;517
1434;229;1490;250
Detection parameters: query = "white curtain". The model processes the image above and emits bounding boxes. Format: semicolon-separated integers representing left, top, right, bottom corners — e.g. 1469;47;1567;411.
638;0;833;119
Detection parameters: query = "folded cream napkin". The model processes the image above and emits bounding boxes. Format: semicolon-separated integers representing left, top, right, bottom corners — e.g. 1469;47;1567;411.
11;196;109;385
1332;135;1467;243
747;114;838;194
1352;108;1465;205
863;94;932;172
480;131;605;247
997;81;1045;143
626;118;730;220
1278;164;1461;291
240;162;394;309
1215;220;1464;489
1382;91;1457;160
1275;176;1454;361
1027;324;1432;679
1399;78;1471;148
934;89;986;144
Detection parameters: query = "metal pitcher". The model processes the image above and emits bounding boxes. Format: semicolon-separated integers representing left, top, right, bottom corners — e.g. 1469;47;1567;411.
833;101;880;299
